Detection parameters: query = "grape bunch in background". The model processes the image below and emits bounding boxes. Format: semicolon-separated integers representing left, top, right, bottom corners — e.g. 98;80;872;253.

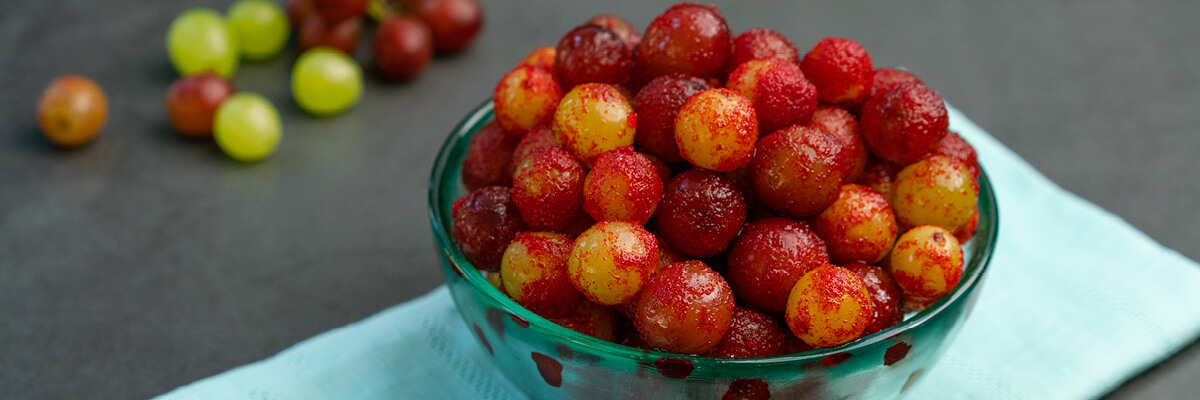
38;0;482;161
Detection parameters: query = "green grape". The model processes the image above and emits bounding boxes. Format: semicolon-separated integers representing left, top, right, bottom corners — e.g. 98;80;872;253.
167;8;239;78
227;0;289;61
214;93;282;162
292;48;363;116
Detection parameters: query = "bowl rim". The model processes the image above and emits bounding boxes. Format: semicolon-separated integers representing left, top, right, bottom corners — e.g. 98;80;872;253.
428;99;999;367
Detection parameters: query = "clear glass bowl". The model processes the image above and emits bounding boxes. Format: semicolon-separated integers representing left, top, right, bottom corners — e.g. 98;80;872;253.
428;100;998;399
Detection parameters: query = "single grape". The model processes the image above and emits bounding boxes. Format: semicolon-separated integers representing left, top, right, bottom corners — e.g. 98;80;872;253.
292;48;363;116
227;0;290;61
418;0;483;53
37;75;107;147
165;73;235;138
214;93;282;162
167;8;239;78
372;16;434;81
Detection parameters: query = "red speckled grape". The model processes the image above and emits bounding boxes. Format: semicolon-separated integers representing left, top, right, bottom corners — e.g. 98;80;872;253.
452;186;529;271
726;218;830;313
860;82;949;165
632;73;711;163
655;169;747;258
633;260;734;354
638;3;732;79
751;125;848;218
555;24;634;89
461;121;519;191
512;146;586;231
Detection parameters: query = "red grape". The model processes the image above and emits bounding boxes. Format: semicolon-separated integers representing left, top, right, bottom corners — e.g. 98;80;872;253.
417;0;483;53
373;16;434;80
165;73;235;138
312;0;368;23
300;14;362;55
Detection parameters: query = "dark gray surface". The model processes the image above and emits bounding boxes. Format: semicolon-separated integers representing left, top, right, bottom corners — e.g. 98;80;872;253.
1;0;1197;398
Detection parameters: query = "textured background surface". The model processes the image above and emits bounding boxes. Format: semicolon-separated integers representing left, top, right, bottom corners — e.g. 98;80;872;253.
1;0;1197;398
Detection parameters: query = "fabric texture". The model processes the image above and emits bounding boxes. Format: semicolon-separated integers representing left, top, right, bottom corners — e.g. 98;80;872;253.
156;106;1200;400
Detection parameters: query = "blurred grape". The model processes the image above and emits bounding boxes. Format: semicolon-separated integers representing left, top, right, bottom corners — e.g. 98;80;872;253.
292;48;363;116
38;75;108;147
167;8;239;77
214;93;282;162
227;0;289;61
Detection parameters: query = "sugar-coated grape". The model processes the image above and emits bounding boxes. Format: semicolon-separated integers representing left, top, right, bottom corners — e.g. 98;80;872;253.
512;146;586;231
418;0;484;53
165;73;235;138
933;131;981;180
785;264;874;348
509;125;559;177
461;121;518;191
227;0;289;61
721;28;800;80
704;306;787;358
213;92;282;162
292;48;362;116
494;65;562;134
638;3;732;79
727;218;829;313
633;260;734;354
501;232;583;319
167;8;239;78
861;82;949;165
583;147;663;224
521;46;557;73
551;83;636;166
889;225;964;311
810;106;868;182
656;169;747;258
725;58;817;135
452;186;529;271
810;184;898;265
586;15;641;50
372;16;434;81
892;155;978;233
554;24;634;89
299;14;361;54
751;125;848;218
800;37;873;107
37;75;107;147
868;67;924;102
567;221;658;305
632;73;711;163
674;88;758;172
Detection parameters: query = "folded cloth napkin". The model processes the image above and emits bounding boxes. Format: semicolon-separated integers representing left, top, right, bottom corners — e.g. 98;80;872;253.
156;106;1200;400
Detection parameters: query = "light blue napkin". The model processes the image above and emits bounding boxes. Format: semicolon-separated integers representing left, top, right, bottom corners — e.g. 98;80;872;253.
155;107;1200;400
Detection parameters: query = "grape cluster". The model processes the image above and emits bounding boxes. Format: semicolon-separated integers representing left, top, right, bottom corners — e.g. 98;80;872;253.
154;0;484;162
452;3;983;356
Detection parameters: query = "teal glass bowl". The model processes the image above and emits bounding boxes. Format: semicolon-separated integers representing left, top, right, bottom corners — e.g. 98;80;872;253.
428;100;998;399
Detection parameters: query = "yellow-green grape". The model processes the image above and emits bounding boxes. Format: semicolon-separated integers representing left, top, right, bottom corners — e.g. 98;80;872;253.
892;155;978;232
227;0;289;61
214;93;281;162
167;8;239;78
292;48;363;116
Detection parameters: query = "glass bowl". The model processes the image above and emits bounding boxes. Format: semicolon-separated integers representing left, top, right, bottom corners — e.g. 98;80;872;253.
428;100;998;399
